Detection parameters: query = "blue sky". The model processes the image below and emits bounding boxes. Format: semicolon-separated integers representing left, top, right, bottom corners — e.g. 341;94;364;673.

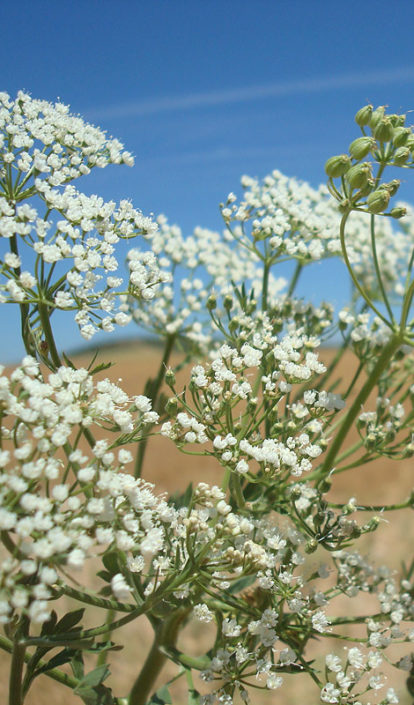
2;0;414;360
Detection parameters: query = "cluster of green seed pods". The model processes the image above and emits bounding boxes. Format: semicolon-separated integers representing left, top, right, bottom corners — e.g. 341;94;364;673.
325;105;413;216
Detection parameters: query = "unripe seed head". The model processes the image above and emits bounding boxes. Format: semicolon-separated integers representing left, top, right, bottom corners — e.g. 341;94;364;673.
325;154;351;178
355;104;373;127
369;106;386;130
345;162;372;189
373;117;394;142
389;206;407;219
366;189;391;214
393;126;411;147
349;136;375;160
393;147;410;166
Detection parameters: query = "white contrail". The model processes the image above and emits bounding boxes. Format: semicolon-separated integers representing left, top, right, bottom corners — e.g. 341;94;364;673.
88;66;414;120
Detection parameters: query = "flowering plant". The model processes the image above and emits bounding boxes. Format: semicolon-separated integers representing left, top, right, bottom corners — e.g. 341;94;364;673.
0;93;413;705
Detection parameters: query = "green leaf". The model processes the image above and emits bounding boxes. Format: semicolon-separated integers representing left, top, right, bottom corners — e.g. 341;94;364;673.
102;551;120;574
96;570;113;583
75;664;110;689
170;482;193;509
55;608;85;633
148;685;173;704
228;574;256;595
74;684;114;705
71;651;84;680
89;361;114;376
34;648;77;676
62;351;76;369
40;610;58;636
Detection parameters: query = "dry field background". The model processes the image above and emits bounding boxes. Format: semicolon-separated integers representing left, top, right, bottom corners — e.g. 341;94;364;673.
1;341;412;704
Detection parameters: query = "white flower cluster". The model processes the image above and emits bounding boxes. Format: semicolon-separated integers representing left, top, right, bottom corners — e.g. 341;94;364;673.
0;91;159;342
0;90;133;190
320;648;400;704
163;331;344;479
122;214;286;351
223;170;414;296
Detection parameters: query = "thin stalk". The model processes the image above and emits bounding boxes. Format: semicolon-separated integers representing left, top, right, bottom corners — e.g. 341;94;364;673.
134;333;176;478
38;301;61;368
370;214;395;324
128;609;189;705
9;639;26;705
261;259;270;312
315;333;402;484
339;210;392;328
96;609;115;667
9;235;33;355
286;261;303;297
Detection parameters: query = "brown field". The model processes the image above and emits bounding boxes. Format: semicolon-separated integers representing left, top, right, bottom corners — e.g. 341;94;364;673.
1;341;413;704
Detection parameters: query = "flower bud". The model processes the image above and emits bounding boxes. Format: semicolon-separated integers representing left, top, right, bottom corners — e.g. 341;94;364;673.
392;126;411;147
345;162;372;189
369;106;385;130
393;147;410;166
366;189;390;214
389;206;407;219
165;397;179;416
223;295;233;310
325;154;351;178
349;136;375;160
373;117;394;142
164;369;176;387
207;294;217;310
355;104;373;127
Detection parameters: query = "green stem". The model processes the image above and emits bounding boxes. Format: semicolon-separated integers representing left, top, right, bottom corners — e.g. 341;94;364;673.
0;634;79;692
128;609;189;705
97;609;115;667
9;640;26;705
339;210;392;328
9;235;33;356
134;334;176;478
370;214;395;324
261;259;270;312
38;301;61;369
286;261;303;297
315;333;402;484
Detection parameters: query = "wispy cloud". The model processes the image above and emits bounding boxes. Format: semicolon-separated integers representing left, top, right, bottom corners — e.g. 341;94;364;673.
88;66;414;120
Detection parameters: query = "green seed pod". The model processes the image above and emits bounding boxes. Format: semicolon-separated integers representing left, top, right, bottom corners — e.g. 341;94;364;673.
355;104;373;127
345;162;372;189
392;126;411;147
389;206;407;219
382;179;400;196
366;189;391;213
373;117;394;142
369;106;385;130
223;294;233;310
393;146;410;166
324;154;351;178
164;369;176;387
305;539;318;554
357;177;375;197
349;136;375;159
206;294;217;310
389;113;406;127
165;396;179;416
